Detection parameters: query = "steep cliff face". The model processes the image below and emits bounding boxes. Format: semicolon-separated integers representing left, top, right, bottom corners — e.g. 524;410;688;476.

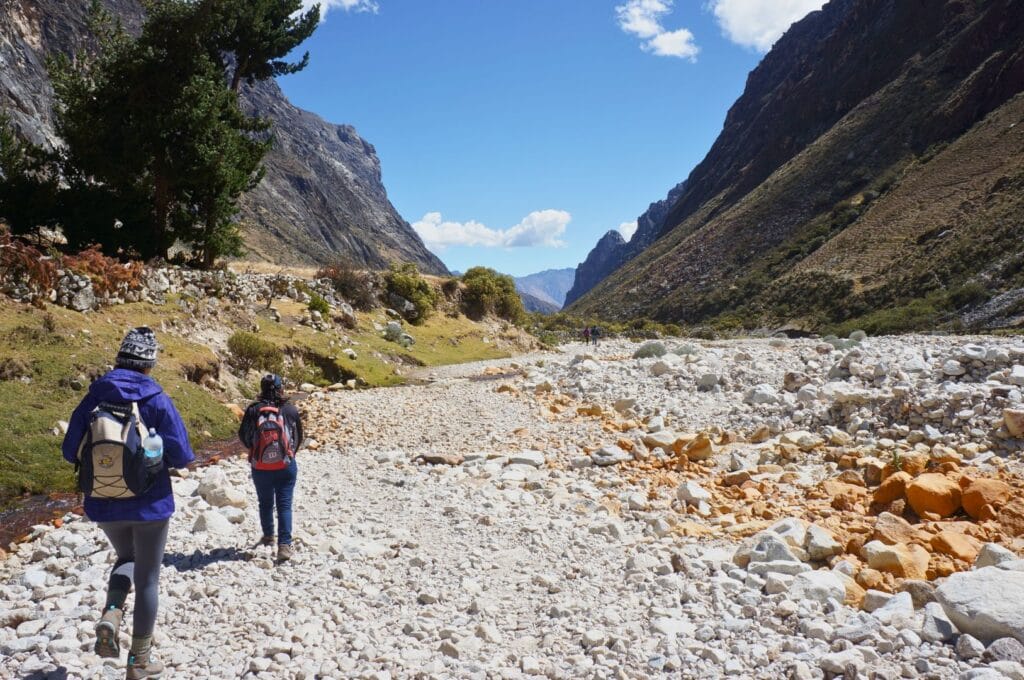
564;230;627;307
237;82;447;271
565;180;685;305
571;0;1024;329
0;0;447;274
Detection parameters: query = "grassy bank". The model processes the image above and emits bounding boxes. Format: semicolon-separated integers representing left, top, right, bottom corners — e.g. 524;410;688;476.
0;295;516;506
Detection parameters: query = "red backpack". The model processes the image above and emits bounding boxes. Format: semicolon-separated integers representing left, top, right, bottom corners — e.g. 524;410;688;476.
250;405;294;470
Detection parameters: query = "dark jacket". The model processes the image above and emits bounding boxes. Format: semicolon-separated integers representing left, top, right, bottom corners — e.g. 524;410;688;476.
62;369;195;522
239;399;304;455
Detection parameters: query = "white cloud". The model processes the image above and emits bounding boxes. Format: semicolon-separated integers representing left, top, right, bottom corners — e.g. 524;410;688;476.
300;0;379;19
617;220;639;241
709;0;826;52
616;0;699;61
413;210;571;251
646;28;698;59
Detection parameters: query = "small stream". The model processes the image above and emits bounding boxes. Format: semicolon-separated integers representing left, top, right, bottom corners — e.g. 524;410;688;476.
0;438;247;550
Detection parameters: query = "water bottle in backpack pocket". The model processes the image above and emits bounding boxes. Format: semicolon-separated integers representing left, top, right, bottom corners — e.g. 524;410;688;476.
250;405;294;471
77;402;161;498
143;428;164;473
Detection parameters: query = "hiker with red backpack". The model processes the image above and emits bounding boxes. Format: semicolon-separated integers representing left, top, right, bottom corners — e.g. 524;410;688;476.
62;327;194;680
239;374;304;562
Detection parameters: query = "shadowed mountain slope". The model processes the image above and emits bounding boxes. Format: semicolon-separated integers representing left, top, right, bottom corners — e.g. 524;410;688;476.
0;0;447;274
569;0;1024;330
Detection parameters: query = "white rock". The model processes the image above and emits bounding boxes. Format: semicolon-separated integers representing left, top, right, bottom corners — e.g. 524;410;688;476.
935;567;1024;643
192;510;234;535
591;445;630;466
805;524;841;561
871;591;914;628
509;451;546;467
921;601;959;643
976;543;1018;568
819;648;864;675
676;481;711;506
21;570;47;589
788;570;845;604
744;384;779;405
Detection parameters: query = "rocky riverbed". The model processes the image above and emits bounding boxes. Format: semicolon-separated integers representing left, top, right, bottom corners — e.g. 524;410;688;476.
3;335;1024;679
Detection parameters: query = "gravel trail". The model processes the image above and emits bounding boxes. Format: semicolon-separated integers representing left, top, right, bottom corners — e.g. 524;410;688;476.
3;337;1024;679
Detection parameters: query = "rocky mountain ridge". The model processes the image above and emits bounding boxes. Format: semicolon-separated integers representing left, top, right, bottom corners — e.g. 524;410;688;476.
514;267;575;310
569;0;1024;330
0;0;447;274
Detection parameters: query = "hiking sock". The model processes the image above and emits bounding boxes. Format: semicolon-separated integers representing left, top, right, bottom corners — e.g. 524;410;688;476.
104;560;133;610
129;635;153;657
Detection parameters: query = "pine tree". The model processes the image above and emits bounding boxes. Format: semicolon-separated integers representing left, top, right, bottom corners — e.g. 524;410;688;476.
209;0;321;92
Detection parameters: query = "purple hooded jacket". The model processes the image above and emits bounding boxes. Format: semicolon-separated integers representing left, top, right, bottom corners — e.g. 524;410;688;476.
61;369;194;522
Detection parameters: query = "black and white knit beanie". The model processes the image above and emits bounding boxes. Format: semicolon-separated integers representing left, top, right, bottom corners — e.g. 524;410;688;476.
116;326;158;370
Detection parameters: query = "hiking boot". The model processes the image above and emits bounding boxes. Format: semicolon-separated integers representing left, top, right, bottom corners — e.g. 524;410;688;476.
258;535;276;547
277;544;293;562
94;607;123;658
125;648;163;679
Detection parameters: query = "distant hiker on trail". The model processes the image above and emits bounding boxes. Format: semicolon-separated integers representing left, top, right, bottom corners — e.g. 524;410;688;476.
591;326;602;346
239;374;304;563
582;326;591;345
62;326;194;680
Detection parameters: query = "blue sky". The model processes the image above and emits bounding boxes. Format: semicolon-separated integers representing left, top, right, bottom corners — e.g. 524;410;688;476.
280;0;825;276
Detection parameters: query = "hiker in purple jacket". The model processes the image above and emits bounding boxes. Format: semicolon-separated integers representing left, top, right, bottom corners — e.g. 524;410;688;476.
62;327;194;680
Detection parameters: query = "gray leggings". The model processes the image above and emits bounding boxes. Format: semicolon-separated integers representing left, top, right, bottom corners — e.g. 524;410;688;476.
98;520;169;638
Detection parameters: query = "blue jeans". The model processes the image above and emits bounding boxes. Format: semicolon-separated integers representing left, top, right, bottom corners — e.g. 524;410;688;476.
251;459;297;545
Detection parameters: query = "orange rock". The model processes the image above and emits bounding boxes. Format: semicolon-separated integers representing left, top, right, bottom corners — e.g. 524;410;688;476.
838;573;866;608
863;542;930;580
838;454;858;470
977;504;999;522
873;471;912;505
999;497;1024;537
823;479;868;511
905;473;962;518
962;479;1012;520
679;433;714;461
855;568;885;590
616;438;635;452
930;530;982;562
846;534;867;556
226;403;245;421
872;512;921;546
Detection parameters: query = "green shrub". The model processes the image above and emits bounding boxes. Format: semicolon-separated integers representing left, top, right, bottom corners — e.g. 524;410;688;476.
633;341;667;359
307;292;330;316
441;277;460;299
946;282;989;310
385;263;438;324
227;331;283;373
460;267;525;324
317;258;378;311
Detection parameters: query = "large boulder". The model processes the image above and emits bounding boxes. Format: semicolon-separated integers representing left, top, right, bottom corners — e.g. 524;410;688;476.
962;479;1013;520
861;540;929;579
936;567;1024;644
906;473;961;518
873;471;911;505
